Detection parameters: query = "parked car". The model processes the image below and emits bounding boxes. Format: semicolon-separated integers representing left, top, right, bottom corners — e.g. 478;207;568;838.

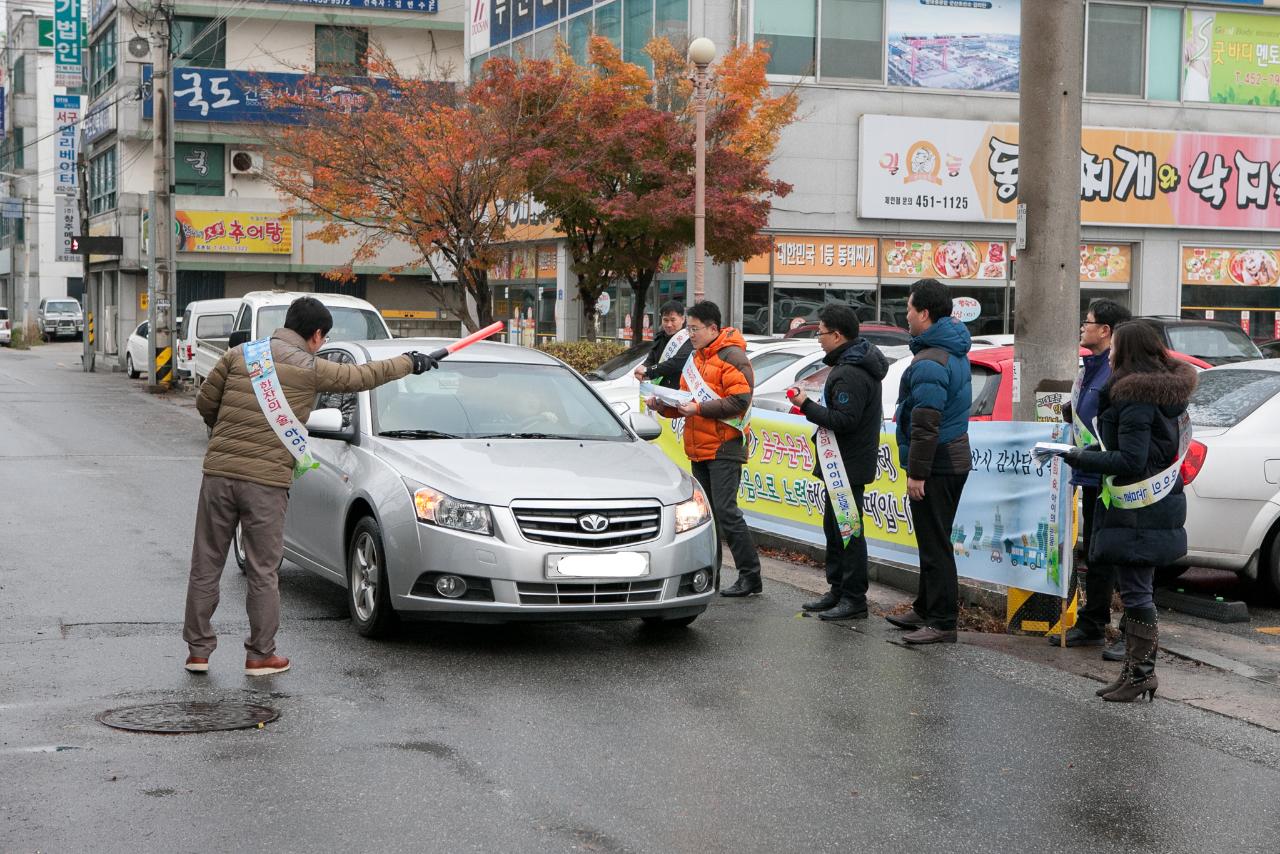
784;321;911;346
268;339;718;635
125;321;149;379
1257;338;1280;359
177;298;240;379
0;307;9;346
1177;359;1280;596
1135;316;1262;366
193;291;393;384
36;298;84;341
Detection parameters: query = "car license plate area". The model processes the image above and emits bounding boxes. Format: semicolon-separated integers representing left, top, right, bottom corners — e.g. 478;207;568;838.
545;552;649;579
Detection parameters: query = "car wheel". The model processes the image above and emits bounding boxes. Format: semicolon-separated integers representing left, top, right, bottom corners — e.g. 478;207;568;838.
348;517;398;638
232;522;282;575
1264;531;1280;601
641;614;699;629
126;353;139;379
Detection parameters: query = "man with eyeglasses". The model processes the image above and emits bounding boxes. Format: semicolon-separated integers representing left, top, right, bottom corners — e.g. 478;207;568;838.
645;301;763;597
1048;298;1131;658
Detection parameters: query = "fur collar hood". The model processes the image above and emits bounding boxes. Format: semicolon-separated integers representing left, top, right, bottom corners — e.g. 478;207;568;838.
1108;360;1197;407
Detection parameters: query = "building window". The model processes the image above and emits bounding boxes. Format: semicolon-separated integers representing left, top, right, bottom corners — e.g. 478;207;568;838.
624;0;654;73
755;0;817;77
171;16;227;68
1146;6;1182;102
654;0;687;43
1086;3;1145;97
13;128;24;170
175;143;225;196
595;1;622;48
11;53;25;94
90;23;118;100
90;148;117;214
316;26;368;75
820;0;884;81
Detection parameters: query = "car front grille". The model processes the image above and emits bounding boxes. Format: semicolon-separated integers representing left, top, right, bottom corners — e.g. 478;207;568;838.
516;580;665;606
511;500;662;549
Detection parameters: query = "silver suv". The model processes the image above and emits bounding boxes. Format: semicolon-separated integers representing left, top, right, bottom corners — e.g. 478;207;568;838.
271;339;719;637
37;298;84;341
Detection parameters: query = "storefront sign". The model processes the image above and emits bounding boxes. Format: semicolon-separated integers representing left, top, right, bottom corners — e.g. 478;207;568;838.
264;0;435;10
1182;245;1280;286
470;0;491;56
1079;244;1132;283
175;211;293;254
881;238;1008;280
1184;8;1280;106
886;0;1021;92
53;95;81;196
536;245;557;277
745;235;879;278
54;0;82;88
952;296;982;323
651;409;1073;598
81;100;114;144
55;195;78;263
0;87;5;137
861;114;1280;231
172;67;404;124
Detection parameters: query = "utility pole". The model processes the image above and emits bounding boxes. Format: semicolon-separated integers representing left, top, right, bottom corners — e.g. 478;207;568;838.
78;150;93;371
148;0;175;390
1013;0;1084;421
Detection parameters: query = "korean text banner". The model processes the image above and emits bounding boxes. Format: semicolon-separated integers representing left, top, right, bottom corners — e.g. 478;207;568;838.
651;407;1074;598
171;67;406;124
53;95;81;196
860;114;1280;230
54;0;82;88
265;0;436;10
1184;8;1280;106
886;0;1021;92
175;211;293;254
747;235;879;278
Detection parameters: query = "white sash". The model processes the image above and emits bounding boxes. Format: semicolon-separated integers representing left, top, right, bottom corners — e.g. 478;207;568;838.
681;354;750;434
1100;411;1191;510
1069;371;1098;448
243;337;319;480
660;328;690;362
814;391;861;545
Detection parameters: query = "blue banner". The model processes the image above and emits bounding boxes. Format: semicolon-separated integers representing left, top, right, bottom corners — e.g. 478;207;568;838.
264;0;436;9
82;100;114;143
54;0;82;87
0;87;6;137
170;67;403;124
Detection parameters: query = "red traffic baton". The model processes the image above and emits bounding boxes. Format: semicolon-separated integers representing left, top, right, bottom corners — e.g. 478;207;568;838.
425;321;506;361
786;387;802;415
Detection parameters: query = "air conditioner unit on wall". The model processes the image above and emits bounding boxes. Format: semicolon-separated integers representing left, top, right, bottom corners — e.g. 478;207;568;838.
127;36;151;60
229;150;263;177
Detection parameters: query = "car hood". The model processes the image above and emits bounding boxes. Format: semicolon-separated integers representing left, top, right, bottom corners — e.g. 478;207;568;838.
369;437;693;506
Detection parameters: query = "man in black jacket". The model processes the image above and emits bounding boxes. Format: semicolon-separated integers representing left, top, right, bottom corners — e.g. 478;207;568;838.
634;301;693;390
790;304;889;621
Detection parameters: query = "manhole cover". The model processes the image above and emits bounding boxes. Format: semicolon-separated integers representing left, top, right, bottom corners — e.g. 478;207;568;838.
96;702;278;734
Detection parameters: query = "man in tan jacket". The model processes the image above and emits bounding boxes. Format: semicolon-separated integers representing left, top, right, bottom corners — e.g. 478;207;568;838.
184;297;435;676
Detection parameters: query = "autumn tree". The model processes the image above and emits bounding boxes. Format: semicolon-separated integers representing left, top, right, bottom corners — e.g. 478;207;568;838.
261;50;571;332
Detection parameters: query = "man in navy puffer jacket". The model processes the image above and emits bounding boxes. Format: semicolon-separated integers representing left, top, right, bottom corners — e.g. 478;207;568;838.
887;279;972;644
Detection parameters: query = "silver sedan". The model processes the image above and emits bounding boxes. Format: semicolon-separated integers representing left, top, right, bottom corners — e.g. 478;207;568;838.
278;339;719;637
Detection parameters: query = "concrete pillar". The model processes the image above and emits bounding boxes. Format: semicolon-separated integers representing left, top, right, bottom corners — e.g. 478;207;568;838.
1013;0;1085;421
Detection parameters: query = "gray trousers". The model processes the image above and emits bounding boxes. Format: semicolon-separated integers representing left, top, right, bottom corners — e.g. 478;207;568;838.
183;474;289;660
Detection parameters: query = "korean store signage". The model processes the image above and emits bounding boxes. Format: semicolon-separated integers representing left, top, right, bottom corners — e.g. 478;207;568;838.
265;0;435;10
54;0;82;88
860;114;1280;230
54;95;82;196
1182;246;1280;286
882;239;1008;280
480;0;608;55
56;196;79;263
1184;8;1280;106
81;100;115;144
170;67;404;124
175;211;293;254
745;235;879;278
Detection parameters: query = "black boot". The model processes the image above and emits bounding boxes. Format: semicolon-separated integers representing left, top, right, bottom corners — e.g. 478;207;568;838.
818;598;868;621
721;572;762;598
1101;608;1158;703
802;590;840;612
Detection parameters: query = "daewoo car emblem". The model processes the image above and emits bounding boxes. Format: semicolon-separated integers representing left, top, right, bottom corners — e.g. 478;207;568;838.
578;514;610;533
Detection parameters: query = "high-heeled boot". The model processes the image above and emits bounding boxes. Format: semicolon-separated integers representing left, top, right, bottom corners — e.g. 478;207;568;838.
1101;608;1158;703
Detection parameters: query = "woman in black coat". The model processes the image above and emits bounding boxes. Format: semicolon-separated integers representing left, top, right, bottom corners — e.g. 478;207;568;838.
1063;321;1197;703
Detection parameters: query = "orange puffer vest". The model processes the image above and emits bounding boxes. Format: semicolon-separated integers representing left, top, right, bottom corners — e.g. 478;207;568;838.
679;327;754;463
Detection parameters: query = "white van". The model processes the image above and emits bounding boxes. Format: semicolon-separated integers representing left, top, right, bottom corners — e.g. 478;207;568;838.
193;291;394;384
177;298;240;379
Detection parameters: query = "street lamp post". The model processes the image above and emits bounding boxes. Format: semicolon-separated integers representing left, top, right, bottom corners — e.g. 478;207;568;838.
688;37;716;305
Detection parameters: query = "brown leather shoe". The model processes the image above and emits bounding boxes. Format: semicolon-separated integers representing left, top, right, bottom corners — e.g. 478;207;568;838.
184;656;209;673
885;610;926;630
245;655;290;676
902;626;958;644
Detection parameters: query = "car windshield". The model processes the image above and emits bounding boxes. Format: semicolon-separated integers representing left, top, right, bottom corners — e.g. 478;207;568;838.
47;300;79;313
587;342;654;380
1165;325;1262;363
256;306;389;340
1188;369;1280;427
373;361;632;441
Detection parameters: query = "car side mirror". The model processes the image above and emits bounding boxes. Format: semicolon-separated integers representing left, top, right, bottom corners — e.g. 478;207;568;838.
306;407;353;442
628;412;662;441
228;330;250;348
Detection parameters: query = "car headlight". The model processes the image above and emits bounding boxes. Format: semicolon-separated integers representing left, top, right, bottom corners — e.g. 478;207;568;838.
412;485;493;536
674;480;712;533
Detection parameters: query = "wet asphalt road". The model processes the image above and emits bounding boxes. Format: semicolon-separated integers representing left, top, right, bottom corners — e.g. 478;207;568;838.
3;344;1279;854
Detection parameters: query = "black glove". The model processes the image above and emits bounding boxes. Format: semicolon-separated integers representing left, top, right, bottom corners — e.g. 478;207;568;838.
407;352;439;375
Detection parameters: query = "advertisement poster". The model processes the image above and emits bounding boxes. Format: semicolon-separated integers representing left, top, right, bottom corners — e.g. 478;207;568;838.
1079;244;1132;283
1182;245;1280;286
881;238;1008;280
1183;8;1280;106
755;235;879;278
53;95;81;196
886;0;1021;92
175;211;293;254
54;0;82;88
860;114;1280;230
651;407;1074;598
55;195;78;263
171;67;406;124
